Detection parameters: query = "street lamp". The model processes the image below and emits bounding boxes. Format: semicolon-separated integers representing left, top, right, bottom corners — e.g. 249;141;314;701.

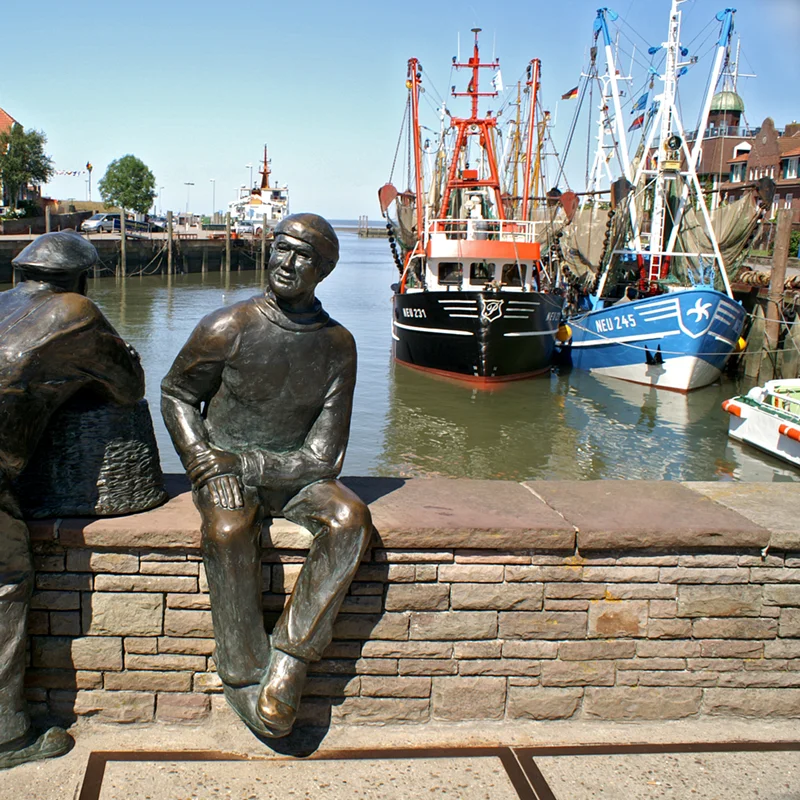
184;182;194;225
210;178;216;217
245;163;253;190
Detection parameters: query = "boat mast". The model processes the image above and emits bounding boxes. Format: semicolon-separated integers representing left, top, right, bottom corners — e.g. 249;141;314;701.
438;29;505;221
260;145;271;190
521;59;540;220
594;8;641;246
663;7;736;278
407;57;426;247
504;82;523;216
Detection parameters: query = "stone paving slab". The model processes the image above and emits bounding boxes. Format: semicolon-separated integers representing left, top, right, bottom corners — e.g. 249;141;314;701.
95;756;520;800
29;476;578;552
527;481;770;551
347;478;575;550
687;482;800;551
533;750;800;800
1;719;798;800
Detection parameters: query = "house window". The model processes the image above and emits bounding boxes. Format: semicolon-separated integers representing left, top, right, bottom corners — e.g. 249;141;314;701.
783;158;799;180
787;194;795;210
730;163;745;183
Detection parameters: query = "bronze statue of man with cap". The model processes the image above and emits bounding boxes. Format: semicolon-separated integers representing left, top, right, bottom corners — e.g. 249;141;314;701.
162;213;371;738
0;231;145;769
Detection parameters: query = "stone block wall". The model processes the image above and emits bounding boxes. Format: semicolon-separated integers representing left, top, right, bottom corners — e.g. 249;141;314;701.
23;478;800;727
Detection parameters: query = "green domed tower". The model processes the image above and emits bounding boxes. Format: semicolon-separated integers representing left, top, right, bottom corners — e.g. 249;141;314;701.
709;90;745;129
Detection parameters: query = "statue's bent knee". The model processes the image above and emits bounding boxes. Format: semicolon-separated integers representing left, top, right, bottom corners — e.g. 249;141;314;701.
328;497;371;538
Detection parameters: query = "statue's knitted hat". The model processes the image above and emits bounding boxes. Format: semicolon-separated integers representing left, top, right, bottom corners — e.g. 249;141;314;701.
274;213;339;266
12;230;98;273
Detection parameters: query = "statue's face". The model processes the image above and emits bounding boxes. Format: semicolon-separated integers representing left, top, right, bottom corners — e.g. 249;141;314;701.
268;233;323;302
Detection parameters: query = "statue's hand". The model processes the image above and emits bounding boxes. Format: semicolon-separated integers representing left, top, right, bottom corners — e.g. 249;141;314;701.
185;448;245;509
186;447;241;486
206;474;244;510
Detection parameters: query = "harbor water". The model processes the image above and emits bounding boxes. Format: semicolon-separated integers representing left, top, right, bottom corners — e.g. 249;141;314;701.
4;229;797;482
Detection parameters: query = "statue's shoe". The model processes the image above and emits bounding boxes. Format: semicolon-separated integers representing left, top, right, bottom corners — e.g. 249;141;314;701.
256;648;308;738
0;727;74;771
222;682;280;739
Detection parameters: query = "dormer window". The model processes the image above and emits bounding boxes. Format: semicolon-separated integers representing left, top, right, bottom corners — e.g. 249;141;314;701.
782;157;799;180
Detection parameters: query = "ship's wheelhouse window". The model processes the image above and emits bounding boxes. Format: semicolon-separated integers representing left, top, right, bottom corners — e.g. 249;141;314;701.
438;262;463;285
501;264;527;286
469;262;495;284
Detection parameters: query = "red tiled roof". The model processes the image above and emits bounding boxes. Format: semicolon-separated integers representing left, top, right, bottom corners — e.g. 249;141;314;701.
0;107;17;135
781;145;800;159
728;153;749;163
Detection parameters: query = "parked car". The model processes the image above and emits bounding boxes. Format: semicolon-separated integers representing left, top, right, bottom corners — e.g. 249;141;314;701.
234;220;254;236
81;213;121;233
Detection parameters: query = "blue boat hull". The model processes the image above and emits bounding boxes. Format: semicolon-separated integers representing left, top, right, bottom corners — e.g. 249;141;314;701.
563;288;745;392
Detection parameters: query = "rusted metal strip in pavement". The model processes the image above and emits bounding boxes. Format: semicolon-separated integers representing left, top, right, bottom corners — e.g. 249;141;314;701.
76;745;539;800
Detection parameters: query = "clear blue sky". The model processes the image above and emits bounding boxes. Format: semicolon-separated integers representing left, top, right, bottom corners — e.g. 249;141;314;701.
2;0;796;219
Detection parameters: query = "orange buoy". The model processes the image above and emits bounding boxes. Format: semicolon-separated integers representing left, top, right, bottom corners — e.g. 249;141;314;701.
721;400;742;417
779;424;800;442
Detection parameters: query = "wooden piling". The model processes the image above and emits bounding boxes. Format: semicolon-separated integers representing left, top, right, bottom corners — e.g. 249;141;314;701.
759;208;792;382
202;247;208;274
119;208;127;278
225;212;232;273
167;211;173;275
45;205;51;233
260;214;267;271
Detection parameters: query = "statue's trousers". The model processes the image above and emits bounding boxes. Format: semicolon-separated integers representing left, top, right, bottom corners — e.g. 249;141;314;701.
195;479;371;687
0;480;33;747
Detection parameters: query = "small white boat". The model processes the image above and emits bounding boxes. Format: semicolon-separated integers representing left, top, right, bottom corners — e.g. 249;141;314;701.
723;379;800;468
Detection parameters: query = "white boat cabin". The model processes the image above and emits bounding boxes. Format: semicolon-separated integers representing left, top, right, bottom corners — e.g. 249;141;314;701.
403;216;548;293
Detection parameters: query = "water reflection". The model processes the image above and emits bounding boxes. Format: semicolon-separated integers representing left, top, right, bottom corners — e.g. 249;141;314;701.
377;363;800;482
1;231;796;482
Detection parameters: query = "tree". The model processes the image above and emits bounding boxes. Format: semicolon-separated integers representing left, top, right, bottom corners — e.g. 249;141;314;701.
98;155;156;215
0;123;53;210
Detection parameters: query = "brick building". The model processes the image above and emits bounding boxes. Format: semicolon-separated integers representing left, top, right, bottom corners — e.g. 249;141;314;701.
686;91;800;222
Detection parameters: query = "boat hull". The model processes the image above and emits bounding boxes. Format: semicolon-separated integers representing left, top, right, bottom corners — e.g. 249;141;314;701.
392;290;563;383
726;401;800;468
564;288;745;392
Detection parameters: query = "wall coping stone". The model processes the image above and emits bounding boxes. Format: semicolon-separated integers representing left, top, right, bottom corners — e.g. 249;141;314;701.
25;476;792;553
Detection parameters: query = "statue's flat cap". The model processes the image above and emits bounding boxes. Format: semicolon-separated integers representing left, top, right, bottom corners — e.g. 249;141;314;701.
12;230;98;273
275;213;339;264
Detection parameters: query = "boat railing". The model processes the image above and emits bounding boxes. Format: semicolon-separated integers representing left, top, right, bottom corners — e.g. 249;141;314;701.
427;218;543;244
761;386;800;418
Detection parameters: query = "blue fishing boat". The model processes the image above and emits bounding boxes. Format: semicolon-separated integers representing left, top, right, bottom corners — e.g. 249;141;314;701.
557;2;771;392
566;287;745;391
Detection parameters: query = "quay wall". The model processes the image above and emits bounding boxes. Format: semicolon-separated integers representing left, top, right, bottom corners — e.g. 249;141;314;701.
0;236;267;283
24;477;800;728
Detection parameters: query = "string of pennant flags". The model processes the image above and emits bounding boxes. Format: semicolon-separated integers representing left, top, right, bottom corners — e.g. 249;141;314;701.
54;162;93;177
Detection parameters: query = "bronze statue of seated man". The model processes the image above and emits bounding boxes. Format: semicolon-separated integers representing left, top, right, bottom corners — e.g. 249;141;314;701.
0;231;145;769
161;213;372;738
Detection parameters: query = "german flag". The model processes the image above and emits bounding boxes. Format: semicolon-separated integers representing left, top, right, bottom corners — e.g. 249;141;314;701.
561;85;579;100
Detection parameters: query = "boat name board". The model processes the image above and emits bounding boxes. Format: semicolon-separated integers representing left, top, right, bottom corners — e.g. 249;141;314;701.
402;308;427;319
595;313;637;333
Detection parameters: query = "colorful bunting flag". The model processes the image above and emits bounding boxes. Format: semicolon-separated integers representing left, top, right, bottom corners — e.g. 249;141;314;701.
628;114;645;131
631;92;648;113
